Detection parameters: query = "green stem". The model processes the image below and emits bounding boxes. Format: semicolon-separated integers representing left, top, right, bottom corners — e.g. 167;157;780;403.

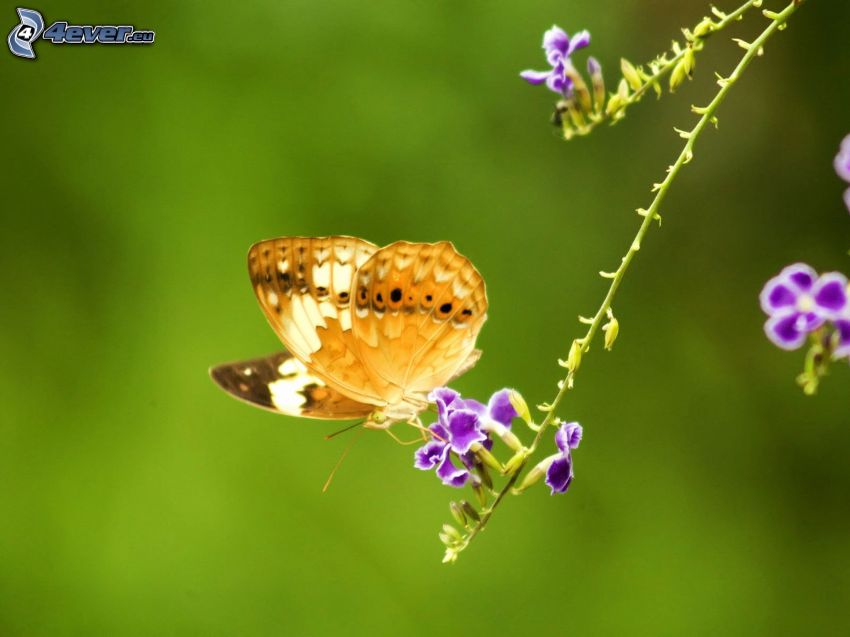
447;0;804;561
580;0;764;135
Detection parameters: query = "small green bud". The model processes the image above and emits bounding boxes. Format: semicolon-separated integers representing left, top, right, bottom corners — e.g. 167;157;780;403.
475;461;493;489
449;502;467;527
603;309;620;351
693;18;715;38
514;455;556;493
620;58;642;91
471;442;503;473
587;57;605;114
566;339;583;372
442;523;463;543
503;449;529;477
472;481;488;507
508;389;532;425
563;62;592;114
461;501;480;523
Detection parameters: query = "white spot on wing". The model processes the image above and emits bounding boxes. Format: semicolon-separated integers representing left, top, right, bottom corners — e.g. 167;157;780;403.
267;291;279;306
318;300;338;320
288;296;323;353
335;245;353;263
312;262;331;289
269;373;324;413
277;357;304;376
339;307;352;331
451;279;470;298
434;265;452;283
333;263;353;294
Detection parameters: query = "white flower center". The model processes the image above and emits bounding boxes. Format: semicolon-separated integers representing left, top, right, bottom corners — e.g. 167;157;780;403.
797;294;814;312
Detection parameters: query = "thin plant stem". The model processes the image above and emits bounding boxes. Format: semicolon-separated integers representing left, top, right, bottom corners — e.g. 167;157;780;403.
446;0;805;561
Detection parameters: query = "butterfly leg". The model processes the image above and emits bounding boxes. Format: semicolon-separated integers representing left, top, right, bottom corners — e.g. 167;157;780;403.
384;426;426;446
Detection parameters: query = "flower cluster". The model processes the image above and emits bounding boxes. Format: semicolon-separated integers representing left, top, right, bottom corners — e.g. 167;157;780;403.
414;387;518;488
835;134;850;213
520;25;591;97
758;132;850;394
760;264;849;354
519;25;606;139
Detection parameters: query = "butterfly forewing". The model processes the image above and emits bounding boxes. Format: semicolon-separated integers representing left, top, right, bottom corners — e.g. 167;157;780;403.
210;351;374;419
351;241;488;400
248;236;387;406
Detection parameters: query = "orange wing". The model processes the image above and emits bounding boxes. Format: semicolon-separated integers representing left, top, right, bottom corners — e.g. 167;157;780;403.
248;236;387;407
350;241;488;404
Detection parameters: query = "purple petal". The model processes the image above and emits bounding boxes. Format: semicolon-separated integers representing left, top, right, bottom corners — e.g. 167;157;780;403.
436;453;469;488
446;409;486;455
835;319;850;359
428;387;459;410
566;29;591;56
519;69;552;85
782;263;817;292
459;398;487;416
555;422;583;452
542;25;569;57
545;63;570;96
759;276;799;315
835;134;850;183
587;56;601;75
545;455;574;494
414;440;447;470
487;389;518;427
764;311;814;351
813;272;848;317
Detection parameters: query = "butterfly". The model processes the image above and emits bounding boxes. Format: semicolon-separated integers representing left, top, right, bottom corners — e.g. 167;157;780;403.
210;236;488;428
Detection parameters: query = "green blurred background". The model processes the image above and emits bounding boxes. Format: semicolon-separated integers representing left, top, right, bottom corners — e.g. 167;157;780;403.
3;0;849;635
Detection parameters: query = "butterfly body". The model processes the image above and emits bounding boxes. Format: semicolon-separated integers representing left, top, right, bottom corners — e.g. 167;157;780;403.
211;236;487;427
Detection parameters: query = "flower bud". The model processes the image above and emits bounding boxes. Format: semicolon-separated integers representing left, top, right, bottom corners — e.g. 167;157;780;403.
620;58;642;91
508;389;532;425
503;448;530;477
472;481;488;507
461;501;481;523
603;309;620;351
514;455;557;493
475;460;493;489
481;419;523;452
693;18;715;38
442;523;463;543
587;56;605;113
471;442;503;472
566;339;583;372
670;49;696;91
563;61;592;114
449;501;467;527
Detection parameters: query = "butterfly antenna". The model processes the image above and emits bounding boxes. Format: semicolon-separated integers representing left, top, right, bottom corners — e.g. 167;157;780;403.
324;419;365;441
322;427;364;493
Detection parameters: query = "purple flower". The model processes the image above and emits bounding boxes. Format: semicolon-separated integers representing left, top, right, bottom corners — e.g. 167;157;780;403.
545;422;583;494
760;264;848;350
835;134;850;213
414;387;515;488
520;25;591;97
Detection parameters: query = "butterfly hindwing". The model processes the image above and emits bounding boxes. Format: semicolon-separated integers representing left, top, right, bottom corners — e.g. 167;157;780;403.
248;236;387;406
351;241;488;399
209;351;375;420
